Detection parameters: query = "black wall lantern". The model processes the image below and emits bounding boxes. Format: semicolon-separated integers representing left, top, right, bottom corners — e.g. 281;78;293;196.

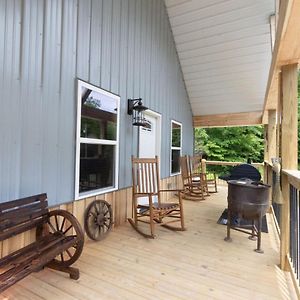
127;98;148;126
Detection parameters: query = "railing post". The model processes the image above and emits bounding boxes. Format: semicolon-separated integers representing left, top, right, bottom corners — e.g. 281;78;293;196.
264;124;269;164
269;110;277;205
276;72;282;158
280;63;298;270
263;123;269;185
268;110;277;160
281;173;290;270
263;163;268;185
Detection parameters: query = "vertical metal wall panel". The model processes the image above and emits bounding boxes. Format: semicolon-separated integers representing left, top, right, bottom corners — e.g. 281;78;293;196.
76;0;91;80
140;0;149;103
119;0;131;183
150;0;159;111
111;0;121;94
101;0;112;91
144;0;152;105
89;0;102;86
134;0;141;97
126;0;137;160
0;0;193;205
0;1;17;201
0;1;5;83
40;0;62;203
56;0;78;204
20;0;43;198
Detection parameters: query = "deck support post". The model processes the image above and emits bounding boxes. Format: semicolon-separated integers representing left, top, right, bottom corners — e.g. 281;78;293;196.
280;63;298;270
267;110;277;161
264;124;269;164
266;110;277;203
263;124;269;188
276;72;282;158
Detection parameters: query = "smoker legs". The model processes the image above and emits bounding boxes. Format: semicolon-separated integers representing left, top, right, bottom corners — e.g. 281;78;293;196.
224;209;264;254
224;208;232;242
248;220;257;241
254;216;264;254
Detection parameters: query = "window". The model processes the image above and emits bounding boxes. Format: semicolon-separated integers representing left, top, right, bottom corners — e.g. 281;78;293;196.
170;120;182;175
75;80;120;199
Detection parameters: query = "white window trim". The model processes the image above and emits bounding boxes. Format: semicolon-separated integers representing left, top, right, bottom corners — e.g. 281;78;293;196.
170;120;182;176
75;79;120;200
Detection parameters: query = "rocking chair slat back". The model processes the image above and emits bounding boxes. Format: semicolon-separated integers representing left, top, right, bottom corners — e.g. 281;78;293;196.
132;156;160;194
190;155;202;175
179;155;191;184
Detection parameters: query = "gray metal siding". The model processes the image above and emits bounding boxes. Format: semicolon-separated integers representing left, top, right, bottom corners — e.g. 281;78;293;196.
0;0;193;205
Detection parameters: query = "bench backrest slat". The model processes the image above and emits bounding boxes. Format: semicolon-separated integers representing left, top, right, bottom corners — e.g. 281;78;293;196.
0;193;48;241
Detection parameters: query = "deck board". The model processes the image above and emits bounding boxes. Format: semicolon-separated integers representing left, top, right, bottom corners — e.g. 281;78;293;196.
0;186;297;300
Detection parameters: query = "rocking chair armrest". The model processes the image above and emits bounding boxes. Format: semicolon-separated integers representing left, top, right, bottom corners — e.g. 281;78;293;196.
191;173;204;179
134;192;156;197
159;190;184;204
205;172;216;178
159;189;183;193
191;172;201;176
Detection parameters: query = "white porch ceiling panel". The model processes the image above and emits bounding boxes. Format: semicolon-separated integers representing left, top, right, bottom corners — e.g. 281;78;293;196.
165;0;275;116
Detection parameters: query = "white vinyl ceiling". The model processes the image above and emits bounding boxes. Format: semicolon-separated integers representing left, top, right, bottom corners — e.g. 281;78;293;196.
165;0;275;116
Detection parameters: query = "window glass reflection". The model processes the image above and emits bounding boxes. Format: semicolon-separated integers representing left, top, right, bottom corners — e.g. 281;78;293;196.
172;123;181;147
79;144;115;193
171;149;180;174
81;89;117;140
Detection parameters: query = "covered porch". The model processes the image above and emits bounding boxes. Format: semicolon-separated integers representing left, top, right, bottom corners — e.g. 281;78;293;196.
1;187;296;300
1;0;300;298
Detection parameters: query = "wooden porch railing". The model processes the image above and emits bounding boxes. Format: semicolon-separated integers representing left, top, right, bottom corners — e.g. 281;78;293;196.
263;164;300;298
264;161;281;235
280;169;300;297
206;160;263;168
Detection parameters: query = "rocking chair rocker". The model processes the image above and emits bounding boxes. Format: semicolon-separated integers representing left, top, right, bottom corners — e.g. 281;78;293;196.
128;156;185;238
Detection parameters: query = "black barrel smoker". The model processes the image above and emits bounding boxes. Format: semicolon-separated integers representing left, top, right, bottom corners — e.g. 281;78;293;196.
224;179;270;253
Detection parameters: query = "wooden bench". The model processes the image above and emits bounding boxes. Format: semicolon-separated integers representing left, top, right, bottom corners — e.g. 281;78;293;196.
0;193;84;293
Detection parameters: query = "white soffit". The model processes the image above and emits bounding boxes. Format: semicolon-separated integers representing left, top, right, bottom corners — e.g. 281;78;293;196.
165;0;275;116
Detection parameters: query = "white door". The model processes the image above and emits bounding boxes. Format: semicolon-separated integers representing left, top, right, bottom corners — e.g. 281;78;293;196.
138;111;161;158
138;111;161;205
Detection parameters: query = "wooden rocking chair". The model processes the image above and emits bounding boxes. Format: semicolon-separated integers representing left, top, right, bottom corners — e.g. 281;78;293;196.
200;158;217;193
128;156;185;238
179;155;208;201
189;155;209;195
190;155;217;194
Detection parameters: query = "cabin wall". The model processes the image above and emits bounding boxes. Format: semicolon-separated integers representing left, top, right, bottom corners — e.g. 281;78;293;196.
0;0;193;206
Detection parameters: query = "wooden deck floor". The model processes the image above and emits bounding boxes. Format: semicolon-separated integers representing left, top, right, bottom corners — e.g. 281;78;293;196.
1;186;297;300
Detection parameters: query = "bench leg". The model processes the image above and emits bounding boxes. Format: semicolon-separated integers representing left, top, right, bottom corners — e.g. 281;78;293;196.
46;262;80;280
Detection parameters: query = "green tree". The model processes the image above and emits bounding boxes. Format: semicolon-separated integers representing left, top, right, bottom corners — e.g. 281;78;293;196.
194;126;264;175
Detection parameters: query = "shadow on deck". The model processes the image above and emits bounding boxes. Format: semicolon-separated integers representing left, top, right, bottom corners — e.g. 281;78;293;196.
1;186;297;300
